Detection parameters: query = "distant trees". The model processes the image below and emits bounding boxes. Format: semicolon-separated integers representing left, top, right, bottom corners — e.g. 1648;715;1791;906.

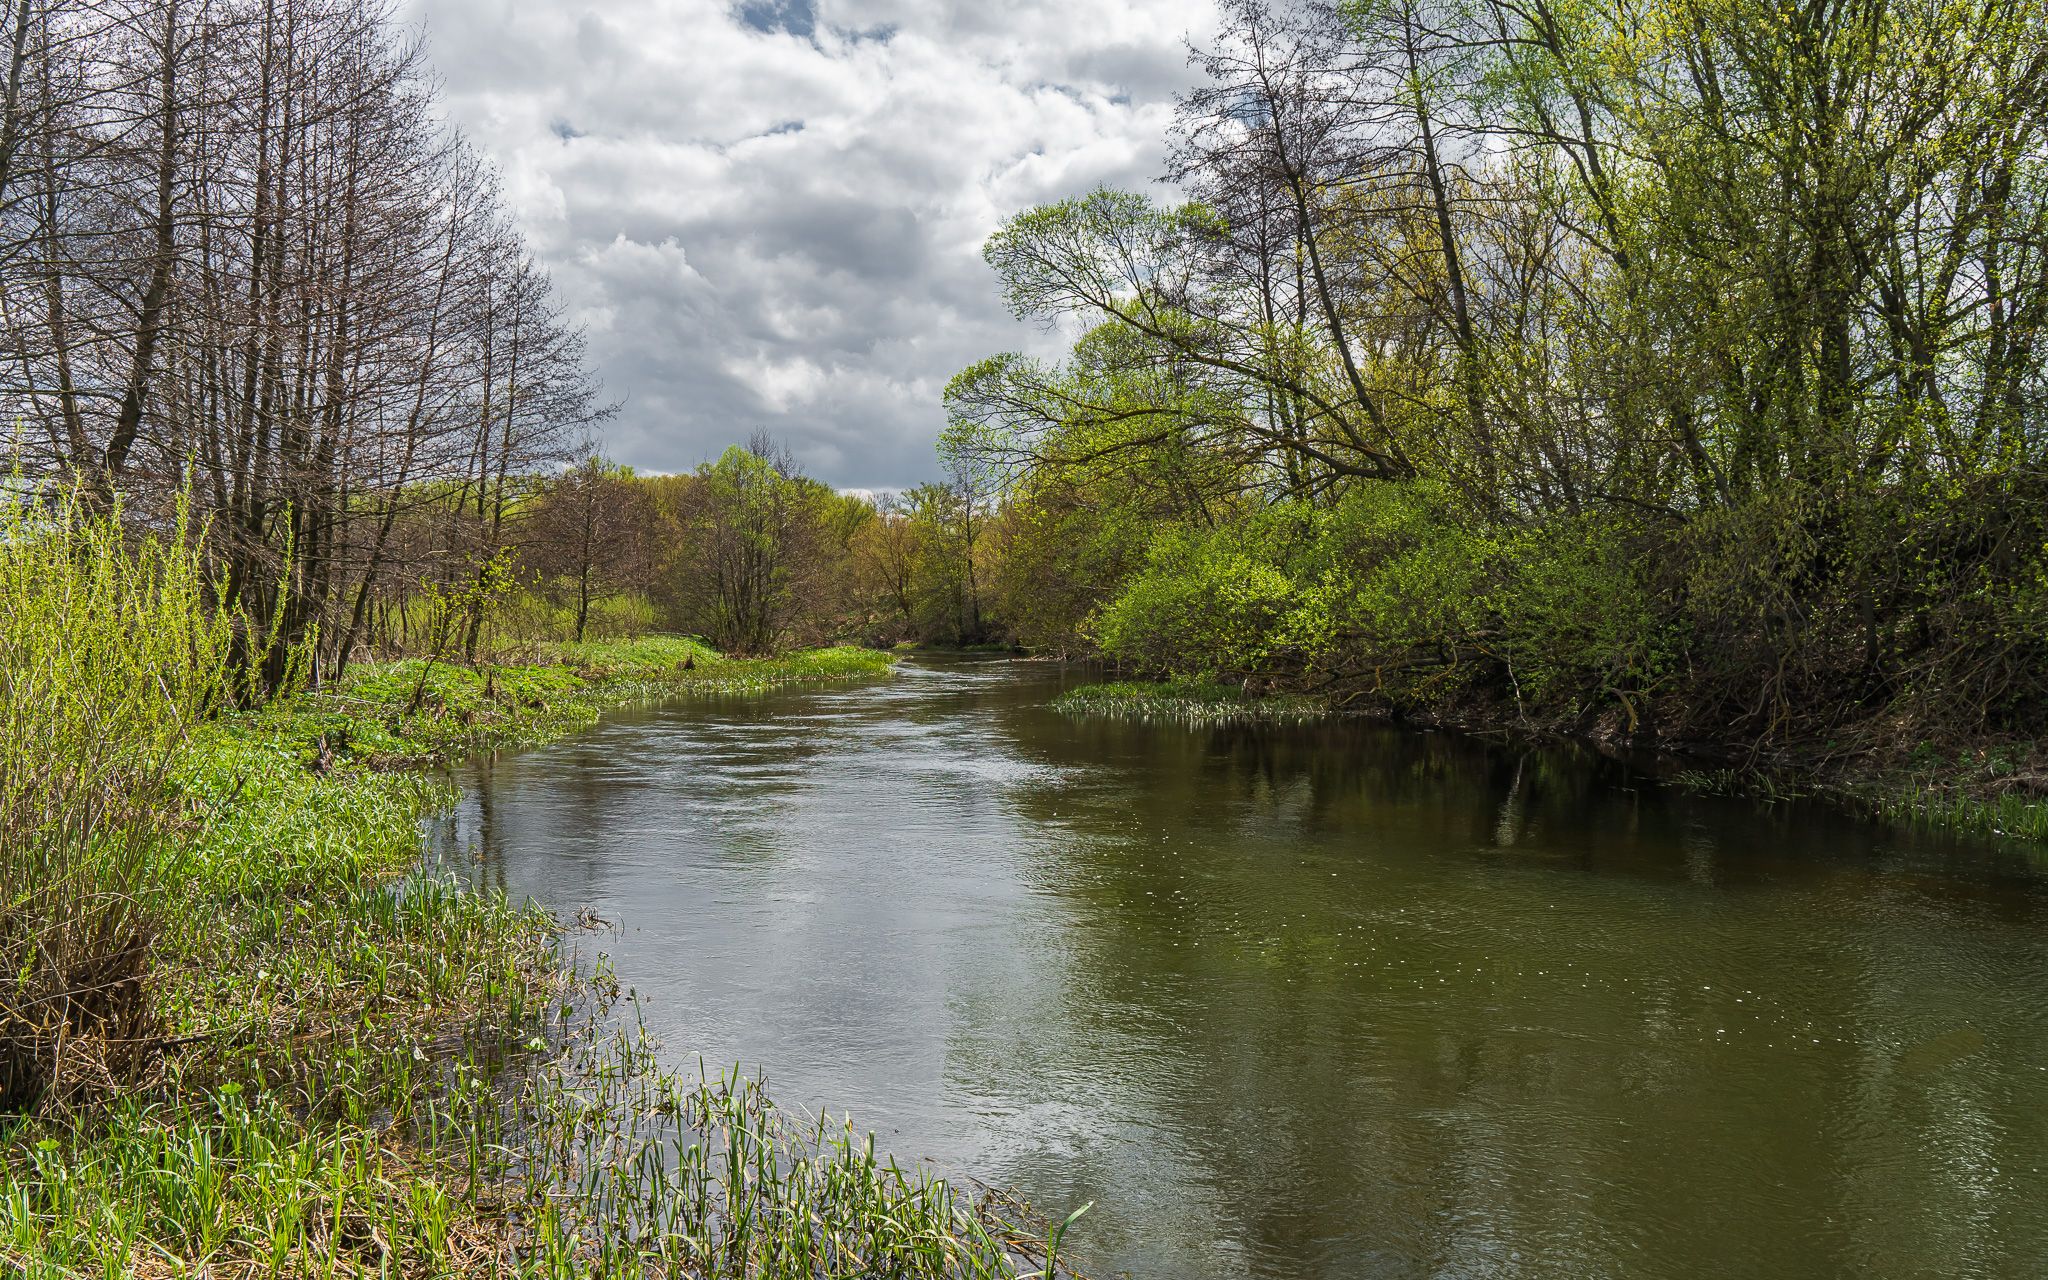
492;439;1014;655
523;455;652;643
656;438;821;655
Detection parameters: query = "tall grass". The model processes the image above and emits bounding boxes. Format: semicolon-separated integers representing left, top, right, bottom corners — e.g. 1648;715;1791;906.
1052;679;1328;726
0;487;233;1111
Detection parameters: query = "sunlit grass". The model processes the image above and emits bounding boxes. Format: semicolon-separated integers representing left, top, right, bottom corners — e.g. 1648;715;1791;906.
1053;679;1329;725
281;639;895;769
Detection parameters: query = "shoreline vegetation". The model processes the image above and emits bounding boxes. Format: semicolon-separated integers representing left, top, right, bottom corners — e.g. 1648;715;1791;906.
1053;677;2048;847
924;3;2048;859
1;504;1084;1276
1052;680;1329;726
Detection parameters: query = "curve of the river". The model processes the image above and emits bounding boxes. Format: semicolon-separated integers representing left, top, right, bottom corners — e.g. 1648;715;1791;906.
424;656;2048;1279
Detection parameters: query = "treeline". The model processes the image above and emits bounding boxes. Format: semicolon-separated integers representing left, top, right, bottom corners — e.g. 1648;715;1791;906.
504;436;992;654
934;0;2048;755
0;0;603;686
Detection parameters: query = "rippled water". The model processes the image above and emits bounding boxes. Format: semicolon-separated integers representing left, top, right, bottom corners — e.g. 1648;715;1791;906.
423;656;2048;1278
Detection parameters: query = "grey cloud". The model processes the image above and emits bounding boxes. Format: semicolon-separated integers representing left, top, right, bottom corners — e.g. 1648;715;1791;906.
406;0;1217;488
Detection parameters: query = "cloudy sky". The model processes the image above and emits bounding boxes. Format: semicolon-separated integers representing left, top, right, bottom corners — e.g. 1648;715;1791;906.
400;0;1218;490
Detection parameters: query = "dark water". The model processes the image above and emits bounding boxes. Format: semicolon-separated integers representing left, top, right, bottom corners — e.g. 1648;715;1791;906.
424;657;2048;1279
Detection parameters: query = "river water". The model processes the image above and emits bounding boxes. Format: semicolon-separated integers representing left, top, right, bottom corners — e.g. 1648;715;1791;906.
423;657;2048;1278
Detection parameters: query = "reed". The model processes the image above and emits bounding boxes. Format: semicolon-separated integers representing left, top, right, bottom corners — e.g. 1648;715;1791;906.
0;486;233;1111
1053;679;1328;726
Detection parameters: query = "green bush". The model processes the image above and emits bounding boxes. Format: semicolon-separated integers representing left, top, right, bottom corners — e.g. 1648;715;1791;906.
1092;504;1317;677
1492;515;1673;714
1084;482;1683;725
0;486;235;1111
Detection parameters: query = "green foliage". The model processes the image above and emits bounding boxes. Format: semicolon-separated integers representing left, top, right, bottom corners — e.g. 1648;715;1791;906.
545;633;720;676
0;589;1016;1273
1490;516;1673;712
1092;506;1316;678
938;0;2048;775
660;443;852;654
1079;483;1682;725
170;722;447;900
0;485;236;1110
1304;483;1492;674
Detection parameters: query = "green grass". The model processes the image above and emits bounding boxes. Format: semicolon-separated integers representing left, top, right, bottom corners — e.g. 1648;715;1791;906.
1867;787;2048;843
1053;679;1329;726
0;591;1059;1275
1680;757;2048;847
264;639;896;771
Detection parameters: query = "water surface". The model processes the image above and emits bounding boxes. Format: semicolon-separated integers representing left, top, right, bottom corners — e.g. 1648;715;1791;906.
424;657;2048;1278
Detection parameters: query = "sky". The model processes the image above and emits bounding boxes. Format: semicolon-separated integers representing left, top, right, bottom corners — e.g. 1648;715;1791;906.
400;0;1219;490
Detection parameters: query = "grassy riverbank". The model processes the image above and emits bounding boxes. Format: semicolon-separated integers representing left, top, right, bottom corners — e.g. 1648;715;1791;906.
1680;751;2048;846
1;549;1067;1276
282;636;894;769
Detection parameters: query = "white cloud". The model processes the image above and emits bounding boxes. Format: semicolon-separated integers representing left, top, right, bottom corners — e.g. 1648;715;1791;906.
403;0;1215;488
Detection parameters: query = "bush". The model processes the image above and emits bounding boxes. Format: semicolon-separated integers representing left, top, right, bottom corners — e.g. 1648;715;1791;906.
1084;483;1680;724
1493;514;1673;714
1092;504;1317;677
0;487;234;1111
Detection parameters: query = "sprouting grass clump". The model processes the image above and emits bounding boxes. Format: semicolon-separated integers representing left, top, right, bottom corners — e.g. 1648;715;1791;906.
0;485;234;1112
433;1013;1070;1277
673;643;896;693
543;633;720;676
1674;748;2048;847
1053;679;1328;725
552;638;896;702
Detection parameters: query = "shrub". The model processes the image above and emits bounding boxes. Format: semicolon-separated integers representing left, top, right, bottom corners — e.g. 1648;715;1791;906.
1091;505;1315;677
0;486;233;1111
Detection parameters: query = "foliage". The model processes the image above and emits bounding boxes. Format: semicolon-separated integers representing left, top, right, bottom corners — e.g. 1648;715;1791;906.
1092;507;1314;678
0;529;1017;1272
0;487;235;1111
934;0;2048;775
652;440;868;654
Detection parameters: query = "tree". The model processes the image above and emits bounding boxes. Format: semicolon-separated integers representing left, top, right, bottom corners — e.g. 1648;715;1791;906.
939;0;2048;750
0;0;606;685
525;454;653;642
661;436;822;655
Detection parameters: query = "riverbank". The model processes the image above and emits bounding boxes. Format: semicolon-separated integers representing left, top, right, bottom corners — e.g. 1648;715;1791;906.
2;638;1069;1276
1053;677;2048;847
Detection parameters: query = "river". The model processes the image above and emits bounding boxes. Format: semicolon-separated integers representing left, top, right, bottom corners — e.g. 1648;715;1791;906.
422;656;2048;1278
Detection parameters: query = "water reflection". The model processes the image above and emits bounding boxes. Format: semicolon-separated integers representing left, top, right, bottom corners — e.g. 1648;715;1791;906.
422;658;2048;1279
